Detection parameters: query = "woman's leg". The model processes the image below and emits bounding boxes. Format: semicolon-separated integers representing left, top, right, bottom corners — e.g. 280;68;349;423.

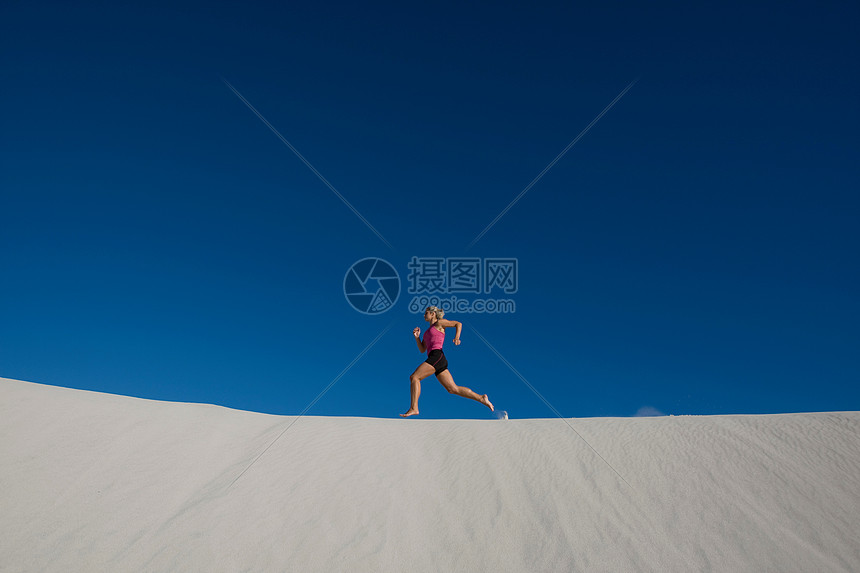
401;362;436;417
436;370;494;411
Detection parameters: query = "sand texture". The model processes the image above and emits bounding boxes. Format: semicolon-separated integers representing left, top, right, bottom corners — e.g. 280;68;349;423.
1;377;858;572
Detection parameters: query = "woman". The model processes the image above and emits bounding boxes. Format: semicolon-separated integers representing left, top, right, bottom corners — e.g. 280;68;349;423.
400;306;494;417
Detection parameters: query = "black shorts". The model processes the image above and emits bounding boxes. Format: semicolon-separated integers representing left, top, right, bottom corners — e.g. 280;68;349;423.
425;349;449;376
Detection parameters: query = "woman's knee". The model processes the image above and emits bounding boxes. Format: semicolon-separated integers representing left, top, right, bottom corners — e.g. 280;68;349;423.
440;379;458;393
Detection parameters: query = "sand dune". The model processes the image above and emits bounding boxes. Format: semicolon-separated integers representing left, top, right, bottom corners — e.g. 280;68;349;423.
1;377;858;572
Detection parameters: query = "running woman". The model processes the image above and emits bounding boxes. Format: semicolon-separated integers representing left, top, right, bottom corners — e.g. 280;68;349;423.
400;306;494;417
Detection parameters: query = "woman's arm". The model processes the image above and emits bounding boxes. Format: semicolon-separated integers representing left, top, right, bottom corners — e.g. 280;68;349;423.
413;327;426;353
437;319;462;345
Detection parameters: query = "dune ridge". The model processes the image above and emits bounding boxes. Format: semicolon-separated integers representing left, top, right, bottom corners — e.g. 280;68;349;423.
1;377;858;572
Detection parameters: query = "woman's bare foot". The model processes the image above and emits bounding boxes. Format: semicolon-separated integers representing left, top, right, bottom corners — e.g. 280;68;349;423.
481;395;494;412
400;408;419;418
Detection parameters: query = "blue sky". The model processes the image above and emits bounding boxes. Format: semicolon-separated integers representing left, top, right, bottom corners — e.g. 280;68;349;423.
1;1;858;419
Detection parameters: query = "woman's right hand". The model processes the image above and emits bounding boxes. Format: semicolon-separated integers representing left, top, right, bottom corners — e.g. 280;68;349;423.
413;327;421;338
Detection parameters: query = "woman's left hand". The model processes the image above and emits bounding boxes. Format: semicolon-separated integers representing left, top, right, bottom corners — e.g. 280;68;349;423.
453;338;461;346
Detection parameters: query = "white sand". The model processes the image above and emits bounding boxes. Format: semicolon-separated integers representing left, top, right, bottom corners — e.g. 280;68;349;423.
1;377;859;572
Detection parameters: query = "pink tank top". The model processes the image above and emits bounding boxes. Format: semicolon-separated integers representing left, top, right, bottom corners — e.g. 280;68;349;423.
423;325;445;353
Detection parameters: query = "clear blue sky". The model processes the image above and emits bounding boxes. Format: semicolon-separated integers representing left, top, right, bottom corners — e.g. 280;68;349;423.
2;0;858;419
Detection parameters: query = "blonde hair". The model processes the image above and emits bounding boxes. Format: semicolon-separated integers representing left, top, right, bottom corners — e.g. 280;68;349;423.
425;306;445;322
